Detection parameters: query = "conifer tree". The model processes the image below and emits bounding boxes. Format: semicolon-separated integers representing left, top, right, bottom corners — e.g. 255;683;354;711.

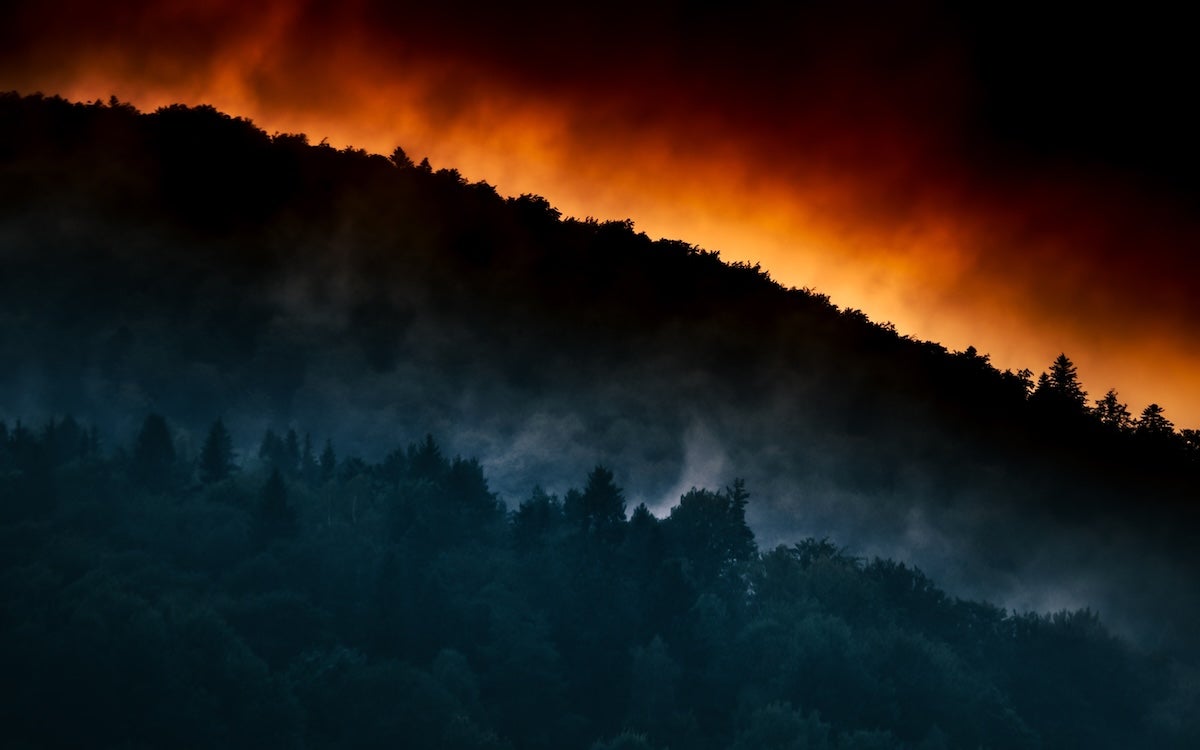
1046;353;1087;409
1136;403;1174;437
577;465;626;534
199;418;234;484
1093;389;1132;430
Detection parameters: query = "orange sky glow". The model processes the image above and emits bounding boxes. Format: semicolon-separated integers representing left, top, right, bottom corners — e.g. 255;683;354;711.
2;1;1198;426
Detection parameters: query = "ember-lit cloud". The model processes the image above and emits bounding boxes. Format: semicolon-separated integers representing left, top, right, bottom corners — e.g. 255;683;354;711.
3;0;1197;424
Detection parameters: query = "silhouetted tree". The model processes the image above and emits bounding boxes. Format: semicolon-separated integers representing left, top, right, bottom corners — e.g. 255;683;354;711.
445;456;500;518
408;434;446;482
1094;389;1132;431
623;502;662;567
389;145;414;169
565;465;626;534
1136;403;1174;437
728;478;751;517
510;193;562;224
1033;371;1052;396
1015;367;1035;398
1035;353;1088;412
1049;354;1086;403
199;418;234;483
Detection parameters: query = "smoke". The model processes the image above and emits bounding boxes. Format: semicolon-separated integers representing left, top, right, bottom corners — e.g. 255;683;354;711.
648;419;732;517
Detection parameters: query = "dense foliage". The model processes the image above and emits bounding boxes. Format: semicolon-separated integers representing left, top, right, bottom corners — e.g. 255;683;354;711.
1;415;1192;749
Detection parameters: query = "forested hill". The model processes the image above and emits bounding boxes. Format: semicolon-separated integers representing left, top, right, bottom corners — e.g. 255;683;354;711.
0;92;1198;649
0;417;1193;748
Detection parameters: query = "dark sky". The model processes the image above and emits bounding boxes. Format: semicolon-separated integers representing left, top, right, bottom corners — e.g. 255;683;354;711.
3;0;1198;423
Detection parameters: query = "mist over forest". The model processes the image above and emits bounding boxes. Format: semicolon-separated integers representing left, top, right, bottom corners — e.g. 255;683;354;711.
2;92;1200;746
7;411;1195;748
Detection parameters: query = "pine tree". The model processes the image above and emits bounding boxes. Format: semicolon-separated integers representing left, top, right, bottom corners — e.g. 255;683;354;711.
1136;403;1174;437
389;145;414;168
408;434;446;481
199;418;235;484
1093;389;1132;431
579;465;626;533
1046;353;1087;408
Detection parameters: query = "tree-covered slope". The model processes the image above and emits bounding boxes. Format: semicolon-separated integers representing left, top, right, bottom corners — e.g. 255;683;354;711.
1;416;1192;749
0;91;1197;650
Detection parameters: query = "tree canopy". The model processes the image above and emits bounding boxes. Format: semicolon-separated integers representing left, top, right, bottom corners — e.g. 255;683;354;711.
0;411;1193;749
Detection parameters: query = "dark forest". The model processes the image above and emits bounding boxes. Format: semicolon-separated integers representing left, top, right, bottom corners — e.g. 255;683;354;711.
1;416;1190;748
1;93;1198;747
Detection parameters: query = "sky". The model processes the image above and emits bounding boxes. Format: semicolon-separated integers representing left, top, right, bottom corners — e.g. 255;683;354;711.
3;0;1198;426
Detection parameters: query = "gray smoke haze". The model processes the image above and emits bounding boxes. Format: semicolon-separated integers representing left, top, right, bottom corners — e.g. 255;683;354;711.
165;293;1194;651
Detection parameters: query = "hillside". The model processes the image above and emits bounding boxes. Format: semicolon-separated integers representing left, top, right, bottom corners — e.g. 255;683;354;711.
1;91;1198;652
1;417;1193;748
